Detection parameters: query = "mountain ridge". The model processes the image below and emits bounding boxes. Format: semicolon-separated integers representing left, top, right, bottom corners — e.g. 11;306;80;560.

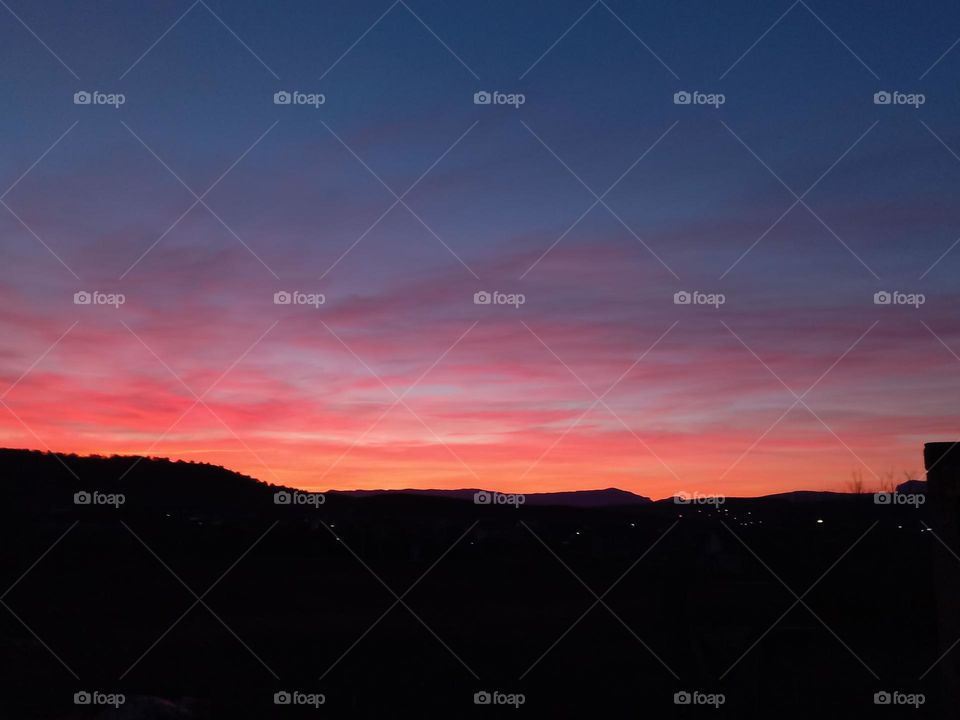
0;448;925;508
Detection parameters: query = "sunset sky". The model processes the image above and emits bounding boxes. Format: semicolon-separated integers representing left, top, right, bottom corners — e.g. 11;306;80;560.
2;0;959;498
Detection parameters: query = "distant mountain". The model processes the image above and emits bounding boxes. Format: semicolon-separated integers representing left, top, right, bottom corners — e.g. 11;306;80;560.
741;490;849;503
896;479;926;494
330;487;652;507
0;449;652;512
1;448;920;513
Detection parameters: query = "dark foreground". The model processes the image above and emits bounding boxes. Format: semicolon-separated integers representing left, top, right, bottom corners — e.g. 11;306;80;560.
0;450;945;718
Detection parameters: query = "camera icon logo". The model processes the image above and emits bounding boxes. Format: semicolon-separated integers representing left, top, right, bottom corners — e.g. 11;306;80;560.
874;492;892;505
474;290;492;305
673;91;691;105
474;691;492;705
874;691;891;705
474;490;491;505
74;691;92;704
873;91;892;105
274;490;291;505
274;691;292;705
74;491;91;505
674;691;692;705
474;91;492;105
873;291;891;305
274;290;292;305
74;290;92;305
73;91;91;105
674;290;691;305
274;91;292;105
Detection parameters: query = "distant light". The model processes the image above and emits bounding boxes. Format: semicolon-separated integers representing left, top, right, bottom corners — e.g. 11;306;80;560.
816;519;824;524
897;525;902;529
629;522;635;527
575;531;580;535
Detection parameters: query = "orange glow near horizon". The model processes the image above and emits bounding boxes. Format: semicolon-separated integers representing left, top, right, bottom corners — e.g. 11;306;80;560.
1;263;955;499
0;397;938;500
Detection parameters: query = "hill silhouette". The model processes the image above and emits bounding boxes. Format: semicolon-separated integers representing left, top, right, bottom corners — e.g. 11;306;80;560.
0;449;657;513
0;448;279;515
331;487;651;506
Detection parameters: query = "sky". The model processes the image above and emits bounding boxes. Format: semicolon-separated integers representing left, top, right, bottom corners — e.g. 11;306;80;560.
1;0;960;498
